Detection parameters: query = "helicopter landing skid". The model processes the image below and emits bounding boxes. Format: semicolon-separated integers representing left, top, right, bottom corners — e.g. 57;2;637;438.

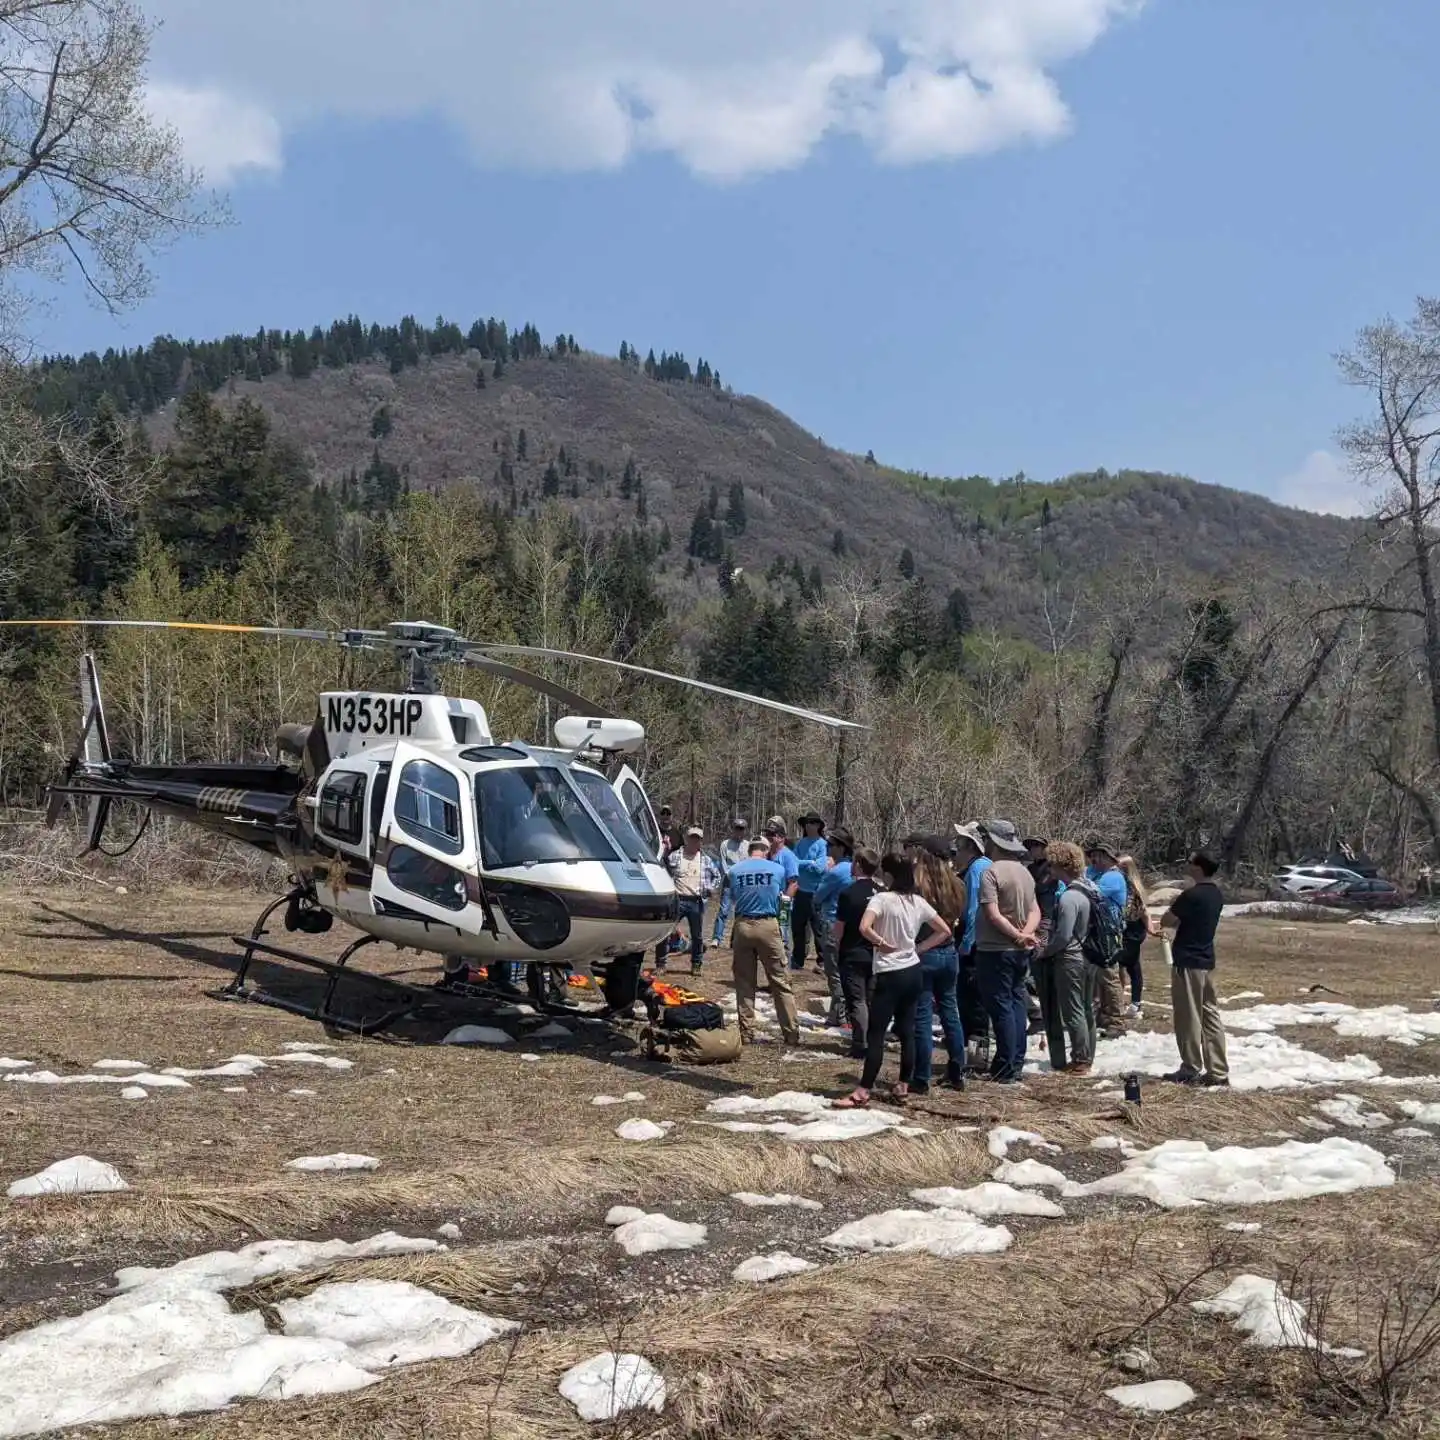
208;927;582;1037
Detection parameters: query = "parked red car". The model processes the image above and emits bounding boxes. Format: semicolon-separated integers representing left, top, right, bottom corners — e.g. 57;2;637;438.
1309;878;1407;910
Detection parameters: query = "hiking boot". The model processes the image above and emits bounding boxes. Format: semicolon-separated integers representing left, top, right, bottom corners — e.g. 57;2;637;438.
1066;1062;1093;1076
1200;1073;1231;1088
910;1080;931;1097
942;1066;965;1091
1163;1068;1203;1085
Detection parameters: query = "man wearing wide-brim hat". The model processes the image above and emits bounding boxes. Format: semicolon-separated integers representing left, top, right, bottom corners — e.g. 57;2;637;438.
790;811;829;972
972;819;1041;1084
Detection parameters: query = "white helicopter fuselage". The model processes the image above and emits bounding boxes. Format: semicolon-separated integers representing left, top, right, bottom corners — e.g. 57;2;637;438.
288;692;678;966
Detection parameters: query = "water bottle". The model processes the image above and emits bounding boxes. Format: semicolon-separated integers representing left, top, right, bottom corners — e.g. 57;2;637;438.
1124;1073;1142;1105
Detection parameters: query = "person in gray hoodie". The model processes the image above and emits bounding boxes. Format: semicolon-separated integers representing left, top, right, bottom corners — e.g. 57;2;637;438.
1036;840;1097;1075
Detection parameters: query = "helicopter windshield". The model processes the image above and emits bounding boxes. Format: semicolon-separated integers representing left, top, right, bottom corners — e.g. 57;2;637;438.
568;769;659;866
475;766;620;868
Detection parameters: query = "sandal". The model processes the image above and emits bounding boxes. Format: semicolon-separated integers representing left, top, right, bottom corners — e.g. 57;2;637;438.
833;1090;871;1110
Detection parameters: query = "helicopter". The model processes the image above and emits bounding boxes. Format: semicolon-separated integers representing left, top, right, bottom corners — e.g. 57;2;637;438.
2;617;860;1037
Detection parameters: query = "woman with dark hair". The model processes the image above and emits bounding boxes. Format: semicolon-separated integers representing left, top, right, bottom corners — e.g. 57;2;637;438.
836;853;952;1109
833;846;881;1058
911;840;967;1093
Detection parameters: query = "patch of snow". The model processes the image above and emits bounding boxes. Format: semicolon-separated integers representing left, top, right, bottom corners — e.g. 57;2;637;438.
1221;991;1265;1004
437;1223;462;1240
92;1059;147;1071
1069;1137;1394;1210
1193;1274;1363;1356
812;1153;842;1173
730;1192;823;1211
704;1108;922;1142
530;1021;572;1040
221;1087;246;1094
280;1041;333;1051
615;1119;667;1143
559;1352;666;1422
733;1252;818;1283
4;1070;190;1089
0;1237;499;1439
263;1052;353;1070
605;1206;647;1227
285;1154;380;1173
591;1092;646;1106
910;1183;1064;1218
287;1088;316;1097
706;1090;831;1117
1223;1223;1262;1233
992;1159;1072;1190
120;1086;148;1101
7;1156;129;1198
1106;1380;1195;1412
1398;1099;1440;1124
0;1058;32;1071
987;1126;1057;1159
1086;1029;1381;1091
519;1053;542;1062
161;1061;264;1079
442;1025;512;1046
1090;1135;1134;1151
1315;1096;1391;1129
1115;1346;1152;1374
822;1208;1013;1259
611;1213;707;1256
1394;1127;1433;1139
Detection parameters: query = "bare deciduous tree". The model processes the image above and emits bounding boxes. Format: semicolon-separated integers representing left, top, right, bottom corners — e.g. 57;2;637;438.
0;0;218;354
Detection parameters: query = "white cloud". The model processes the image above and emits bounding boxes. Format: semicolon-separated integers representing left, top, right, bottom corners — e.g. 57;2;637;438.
142;0;1141;182
1273;450;1369;518
145;82;283;186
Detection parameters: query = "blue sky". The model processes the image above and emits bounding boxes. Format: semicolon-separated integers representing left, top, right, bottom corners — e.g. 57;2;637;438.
34;1;1440;516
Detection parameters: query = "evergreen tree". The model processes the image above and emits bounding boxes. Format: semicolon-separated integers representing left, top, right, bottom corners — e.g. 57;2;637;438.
707;483;719;521
542;461;561;498
517;428;528;461
831;527;846;556
724;480;747;535
898;546;916;580
370;404;393;439
492;356;505;380
361;444;403;515
288;332;315;379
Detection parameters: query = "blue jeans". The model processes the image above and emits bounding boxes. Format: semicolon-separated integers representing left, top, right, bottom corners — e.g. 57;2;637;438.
913;943;965;1086
658;897;704;969
976;949;1031;1081
712;882;734;945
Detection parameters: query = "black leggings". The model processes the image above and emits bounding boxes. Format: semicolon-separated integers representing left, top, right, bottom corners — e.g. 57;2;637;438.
861;964;924;1091
1120;935;1143;1005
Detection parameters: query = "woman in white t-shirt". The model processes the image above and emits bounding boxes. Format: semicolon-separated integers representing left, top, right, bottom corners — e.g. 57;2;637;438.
835;854;953;1108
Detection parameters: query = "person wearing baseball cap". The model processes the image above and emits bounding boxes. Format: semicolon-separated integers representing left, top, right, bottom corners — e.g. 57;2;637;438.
791;812;829;972
711;818;751;949
658;825;719;975
1084;838;1130;1038
763;815;800;956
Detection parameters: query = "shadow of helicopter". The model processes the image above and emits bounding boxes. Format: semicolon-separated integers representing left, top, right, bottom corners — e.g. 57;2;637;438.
19;903;753;1096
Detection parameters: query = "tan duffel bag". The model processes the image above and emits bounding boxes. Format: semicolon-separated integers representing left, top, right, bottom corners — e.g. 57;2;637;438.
645;1022;742;1065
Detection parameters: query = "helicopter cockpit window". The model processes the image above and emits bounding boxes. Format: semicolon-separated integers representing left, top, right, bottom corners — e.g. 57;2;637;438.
571;770;658;865
394;760;464;856
317;771;367;846
618;777;661;858
475;766;614;869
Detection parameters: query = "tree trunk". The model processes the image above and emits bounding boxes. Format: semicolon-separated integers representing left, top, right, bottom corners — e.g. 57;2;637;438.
1221;626;1346;872
1406;451;1440;775
1085;644;1126;794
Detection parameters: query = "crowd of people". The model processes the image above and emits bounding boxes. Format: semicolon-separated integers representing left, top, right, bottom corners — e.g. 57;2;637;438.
653;811;1230;1102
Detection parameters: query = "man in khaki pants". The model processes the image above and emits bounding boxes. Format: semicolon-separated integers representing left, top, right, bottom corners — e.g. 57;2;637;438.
727;839;801;1046
1162;851;1229;1087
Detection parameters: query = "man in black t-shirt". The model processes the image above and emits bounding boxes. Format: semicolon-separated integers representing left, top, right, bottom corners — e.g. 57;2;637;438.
1162;851;1229;1087
833;847;880;1061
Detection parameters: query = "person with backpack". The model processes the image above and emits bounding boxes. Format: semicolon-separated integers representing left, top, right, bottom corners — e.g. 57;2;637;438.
1036;842;1099;1073
1084;839;1130;1038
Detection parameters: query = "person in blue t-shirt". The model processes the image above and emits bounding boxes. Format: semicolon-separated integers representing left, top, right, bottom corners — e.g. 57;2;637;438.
762;816;800;958
1084;838;1130;1038
790;811;829;971
813;828;855;1024
728;839;800;1045
953;822;993;1053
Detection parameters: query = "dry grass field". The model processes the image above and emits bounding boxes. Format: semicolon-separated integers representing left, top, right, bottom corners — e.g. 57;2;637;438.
4;888;1440;1438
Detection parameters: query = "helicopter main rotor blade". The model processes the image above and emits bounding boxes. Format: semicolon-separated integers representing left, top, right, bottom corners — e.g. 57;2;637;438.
472;643;867;731
0;619;365;642
458;653;616;719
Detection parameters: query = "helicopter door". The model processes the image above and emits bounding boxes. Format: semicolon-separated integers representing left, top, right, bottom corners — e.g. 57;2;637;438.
371;743;484;931
613;765;662;861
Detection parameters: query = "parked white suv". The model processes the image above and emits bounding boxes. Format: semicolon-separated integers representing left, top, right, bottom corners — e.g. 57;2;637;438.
1273;865;1367;896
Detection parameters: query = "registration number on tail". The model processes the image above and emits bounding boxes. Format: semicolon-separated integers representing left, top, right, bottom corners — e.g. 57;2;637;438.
325;695;424;737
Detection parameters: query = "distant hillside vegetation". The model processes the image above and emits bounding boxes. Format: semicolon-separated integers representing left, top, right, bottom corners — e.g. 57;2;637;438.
33;316;1359;639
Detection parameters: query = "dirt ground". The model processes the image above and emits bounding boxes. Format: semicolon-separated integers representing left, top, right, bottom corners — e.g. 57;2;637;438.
3;887;1440;1438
